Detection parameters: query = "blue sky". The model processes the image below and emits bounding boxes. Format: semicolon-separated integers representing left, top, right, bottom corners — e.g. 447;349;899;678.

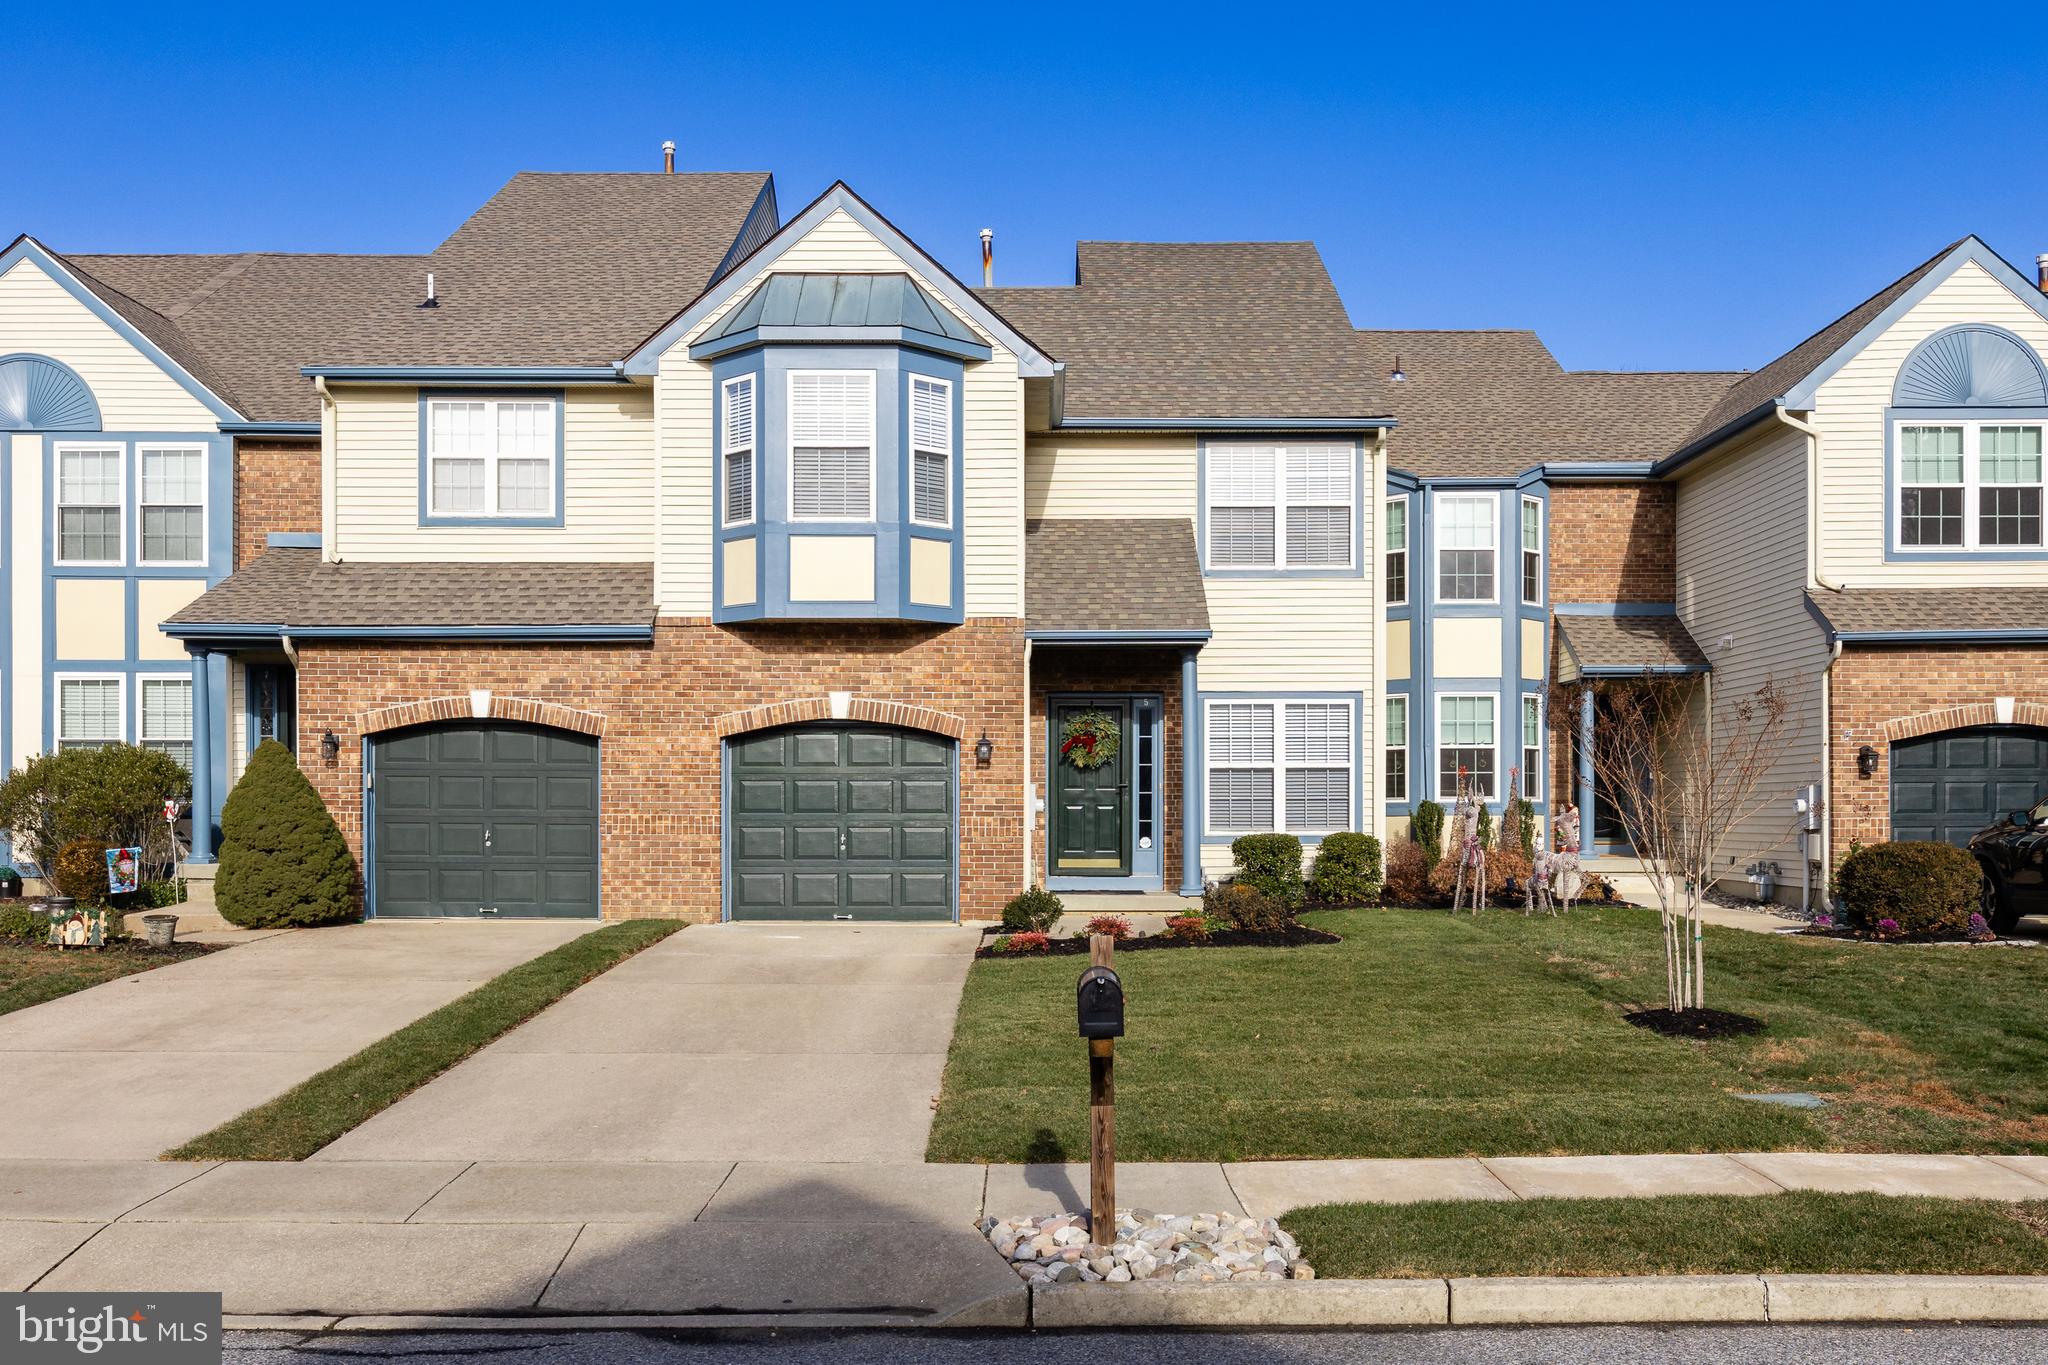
9;3;2047;372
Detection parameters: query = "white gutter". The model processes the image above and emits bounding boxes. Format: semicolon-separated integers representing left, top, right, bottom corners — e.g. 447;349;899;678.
1777;407;1841;594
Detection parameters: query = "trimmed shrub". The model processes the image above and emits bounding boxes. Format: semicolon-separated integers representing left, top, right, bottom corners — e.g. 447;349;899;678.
1412;801;1445;865
1164;914;1209;941
1005;931;1051;954
1382;839;1435;906
217;741;359;929
1083;914;1132;941
53;836;112;907
0;904;42;942
1204;880;1292;934
1835;840;1980;939
1308;832;1383;906
1231;833;1305;909
1000;887;1064;933
0;744;188;879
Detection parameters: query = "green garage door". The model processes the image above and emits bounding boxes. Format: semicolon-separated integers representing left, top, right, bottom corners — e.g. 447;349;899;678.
728;724;954;921
1892;725;2048;847
372;723;600;918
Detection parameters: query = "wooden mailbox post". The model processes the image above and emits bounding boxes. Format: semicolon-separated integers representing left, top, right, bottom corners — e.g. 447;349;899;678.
1076;933;1124;1237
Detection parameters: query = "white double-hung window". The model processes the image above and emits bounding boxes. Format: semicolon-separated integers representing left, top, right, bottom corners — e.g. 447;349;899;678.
139;444;206;564
1520;495;1543;604
789;371;876;520
1204;443;1355;570
56;444;124;564
426;397;556;519
1385;695;1409;801
1521;695;1542;800
1436;494;1496;601
56;676;122;751
1896;421;2045;551
1437;694;1498;800
721;375;756;526
1205;699;1355;835
1384;496;1409;604
139;676;194;772
910;376;952;527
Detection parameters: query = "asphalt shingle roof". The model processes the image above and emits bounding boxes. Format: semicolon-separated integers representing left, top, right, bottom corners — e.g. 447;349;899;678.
1556;614;1708;675
166;548;655;631
1804;587;2048;638
1024;518;1209;635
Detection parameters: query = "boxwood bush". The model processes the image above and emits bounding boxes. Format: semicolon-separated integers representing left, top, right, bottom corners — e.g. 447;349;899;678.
1000;887;1064;933
1308;832;1383;906
1834;840;1980;938
218;741;359;929
1231;833;1305;909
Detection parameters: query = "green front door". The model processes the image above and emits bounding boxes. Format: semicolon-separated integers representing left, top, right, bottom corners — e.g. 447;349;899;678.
372;723;601;918
1052;700;1130;876
727;724;955;921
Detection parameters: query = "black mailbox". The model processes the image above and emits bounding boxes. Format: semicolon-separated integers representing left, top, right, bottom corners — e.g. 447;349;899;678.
1077;965;1125;1039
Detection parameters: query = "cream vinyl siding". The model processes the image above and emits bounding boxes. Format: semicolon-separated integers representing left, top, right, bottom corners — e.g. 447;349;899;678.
227;659;248;785
327;385;655;561
655;207;1025;617
1673;423;1829;883
0;258;218;431
1815;260;2048;585
1025;433;1197;519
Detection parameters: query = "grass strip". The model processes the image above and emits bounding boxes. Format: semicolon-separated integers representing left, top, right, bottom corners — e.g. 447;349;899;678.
166;920;681;1161
0;942;213;1018
1282;1192;2048;1278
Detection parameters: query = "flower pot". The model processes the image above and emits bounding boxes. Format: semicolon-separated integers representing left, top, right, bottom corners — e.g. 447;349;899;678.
141;913;178;948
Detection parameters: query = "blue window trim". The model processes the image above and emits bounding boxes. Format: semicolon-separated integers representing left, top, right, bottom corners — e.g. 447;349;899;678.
416;389;567;529
1881;405;2048;563
1196;437;1367;579
1195;689;1366;846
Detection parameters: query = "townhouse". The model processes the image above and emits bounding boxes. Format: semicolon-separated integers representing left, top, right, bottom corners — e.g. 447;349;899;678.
4;164;2046;920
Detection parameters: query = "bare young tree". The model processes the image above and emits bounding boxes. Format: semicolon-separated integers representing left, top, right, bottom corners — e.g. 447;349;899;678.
1549;675;1792;1015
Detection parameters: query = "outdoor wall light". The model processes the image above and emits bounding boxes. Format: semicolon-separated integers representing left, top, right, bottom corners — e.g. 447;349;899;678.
1857;744;1879;778
975;732;995;766
320;730;341;762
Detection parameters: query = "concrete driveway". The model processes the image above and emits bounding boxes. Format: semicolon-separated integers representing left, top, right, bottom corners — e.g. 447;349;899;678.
317;922;980;1163
0;920;593;1158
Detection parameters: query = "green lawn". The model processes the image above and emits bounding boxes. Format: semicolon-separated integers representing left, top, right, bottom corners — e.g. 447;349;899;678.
166;920;681;1161
0;941;213;1018
926;907;2048;1162
1282;1192;2048;1278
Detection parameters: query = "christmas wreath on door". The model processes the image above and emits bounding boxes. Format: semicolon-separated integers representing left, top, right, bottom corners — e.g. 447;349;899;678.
1059;710;1122;771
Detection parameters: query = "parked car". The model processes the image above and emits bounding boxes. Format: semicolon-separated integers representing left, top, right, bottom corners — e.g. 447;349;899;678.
1969;796;2048;932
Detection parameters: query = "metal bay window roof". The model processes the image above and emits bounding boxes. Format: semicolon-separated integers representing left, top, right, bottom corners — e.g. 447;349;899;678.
691;273;990;362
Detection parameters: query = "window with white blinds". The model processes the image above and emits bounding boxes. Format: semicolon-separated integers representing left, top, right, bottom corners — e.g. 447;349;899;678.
140;445;205;564
56;445;123;563
789;371;875;520
139;676;194;772
910;375;952;527
57;676;122;750
1205;698;1355;835
425;397;557;519
1203;443;1355;569
722;376;756;526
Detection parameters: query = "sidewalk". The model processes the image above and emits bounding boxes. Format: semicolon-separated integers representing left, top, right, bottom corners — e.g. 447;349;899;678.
6;1152;2047;1320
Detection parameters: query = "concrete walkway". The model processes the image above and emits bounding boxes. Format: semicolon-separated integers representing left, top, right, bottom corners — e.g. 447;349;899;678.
0;920;594;1159
315;921;981;1163
6;1152;2047;1320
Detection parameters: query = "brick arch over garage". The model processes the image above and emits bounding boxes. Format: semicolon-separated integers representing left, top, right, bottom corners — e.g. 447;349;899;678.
1881;702;2048;743
711;696;967;741
355;694;609;738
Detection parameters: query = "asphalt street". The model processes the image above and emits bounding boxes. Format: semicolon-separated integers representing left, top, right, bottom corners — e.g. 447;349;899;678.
226;1324;2048;1364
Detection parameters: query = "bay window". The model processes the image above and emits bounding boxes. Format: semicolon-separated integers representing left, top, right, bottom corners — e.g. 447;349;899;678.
1436;494;1496;601
1204;443;1356;570
1437;693;1497;801
789;371;875;520
1205;698;1355;835
1895;420;2044;551
1522;695;1542;800
1385;694;1409;801
721;375;756;526
1520;495;1543;604
910;376;952;527
425;396;557;520
1385;496;1408;604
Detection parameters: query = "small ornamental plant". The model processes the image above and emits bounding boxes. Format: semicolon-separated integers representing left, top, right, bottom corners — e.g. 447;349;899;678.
1164;914;1209;941
1812;912;1834;929
1005;931;1051;954
1968;912;1998;943
1083;914;1133;941
1000;887;1064;933
1876;917;1902;939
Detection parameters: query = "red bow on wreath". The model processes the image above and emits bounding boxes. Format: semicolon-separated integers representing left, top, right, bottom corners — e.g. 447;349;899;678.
1061;734;1097;756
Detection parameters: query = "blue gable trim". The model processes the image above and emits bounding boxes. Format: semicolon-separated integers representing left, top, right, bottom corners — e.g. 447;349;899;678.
621;183;1058;378
1;238;241;423
1062;416;1394;432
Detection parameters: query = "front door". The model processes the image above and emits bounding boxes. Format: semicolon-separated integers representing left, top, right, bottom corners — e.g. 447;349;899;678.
1052;700;1130;877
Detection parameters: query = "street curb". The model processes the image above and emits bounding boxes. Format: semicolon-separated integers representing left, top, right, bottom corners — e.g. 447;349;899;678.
1765;1274;2048;1322
1448;1275;1766;1325
1033;1279;1447;1328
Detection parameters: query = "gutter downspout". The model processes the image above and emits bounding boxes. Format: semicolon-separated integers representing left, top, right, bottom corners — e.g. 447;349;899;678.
1779;405;1841;902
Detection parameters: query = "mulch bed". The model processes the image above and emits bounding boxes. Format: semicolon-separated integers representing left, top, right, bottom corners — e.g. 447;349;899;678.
976;924;1342;959
1624;1006;1766;1039
1795;926;2004;946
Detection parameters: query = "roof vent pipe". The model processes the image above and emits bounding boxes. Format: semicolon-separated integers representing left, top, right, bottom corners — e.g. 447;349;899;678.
980;229;994;287
662;140;676;174
2037;253;2047;294
418;272;438;310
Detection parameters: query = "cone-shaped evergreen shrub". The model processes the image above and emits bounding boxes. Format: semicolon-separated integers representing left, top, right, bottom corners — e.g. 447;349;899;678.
217;740;359;928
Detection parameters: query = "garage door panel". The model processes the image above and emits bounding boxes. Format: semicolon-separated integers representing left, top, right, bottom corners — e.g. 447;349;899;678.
439;822;486;858
491;820;540;858
382;774;432;812
1892;781;1937;815
436;775;486;810
382;819;432;858
491;775;542;812
435;729;487;763
728;723;954;921
544;822;595;859
546;775;596;811
1892;725;2048;849
544;870;596;906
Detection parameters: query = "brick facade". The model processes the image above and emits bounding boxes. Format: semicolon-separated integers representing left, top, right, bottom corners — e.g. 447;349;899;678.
1828;642;2048;860
1546;482;1675;605
1029;648;1186;888
233;437;322;569
292;618;1028;922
